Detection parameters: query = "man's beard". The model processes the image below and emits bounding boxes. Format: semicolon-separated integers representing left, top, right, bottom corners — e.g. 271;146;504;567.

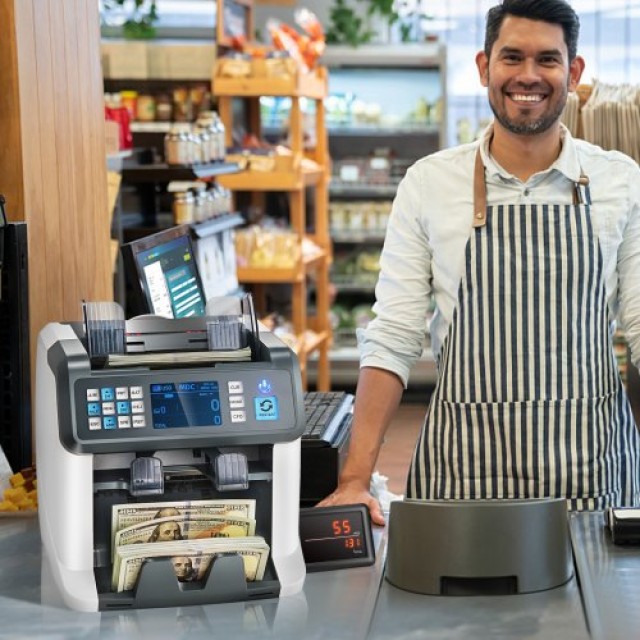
489;84;568;135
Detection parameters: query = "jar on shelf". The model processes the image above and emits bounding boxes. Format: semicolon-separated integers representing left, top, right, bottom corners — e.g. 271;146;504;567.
194;186;210;223
173;191;195;224
120;90;138;121
136;94;156;122
189;128;204;165
172;87;193;122
195;112;217;163
211;111;226;162
156;93;172;122
193;124;212;164
164;124;192;165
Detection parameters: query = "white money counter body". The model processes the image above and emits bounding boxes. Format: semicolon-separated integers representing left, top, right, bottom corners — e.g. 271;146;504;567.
35;316;306;612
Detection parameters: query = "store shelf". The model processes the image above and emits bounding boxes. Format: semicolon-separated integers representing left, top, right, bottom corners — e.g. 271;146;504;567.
331;230;387;243
191;212;244;238
333;283;377;294
237;249;328;284
213;67;327;100
329;183;399;198
218;165;322;191
215;70;332;390
328;124;440;136
321;43;444;69
303;330;330;356
121;160;241;183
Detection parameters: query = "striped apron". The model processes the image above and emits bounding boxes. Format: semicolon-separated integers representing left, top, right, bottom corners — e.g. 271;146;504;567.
407;150;640;510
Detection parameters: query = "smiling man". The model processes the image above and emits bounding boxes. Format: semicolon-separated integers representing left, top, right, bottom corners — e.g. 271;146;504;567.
319;0;640;523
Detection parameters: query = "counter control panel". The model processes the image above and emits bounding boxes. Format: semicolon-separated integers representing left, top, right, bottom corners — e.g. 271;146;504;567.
65;369;301;453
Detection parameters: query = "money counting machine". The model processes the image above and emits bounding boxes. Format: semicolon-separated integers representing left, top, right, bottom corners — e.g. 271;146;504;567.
35;301;306;612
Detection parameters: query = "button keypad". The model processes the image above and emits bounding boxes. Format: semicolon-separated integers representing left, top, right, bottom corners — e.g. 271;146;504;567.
86;385;145;431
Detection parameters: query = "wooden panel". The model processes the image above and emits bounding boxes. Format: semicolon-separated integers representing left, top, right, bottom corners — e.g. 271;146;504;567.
0;0;112;377
0;1;25;221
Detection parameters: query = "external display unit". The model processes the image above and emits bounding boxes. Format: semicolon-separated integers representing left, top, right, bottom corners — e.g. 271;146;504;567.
121;225;206;318
299;504;375;572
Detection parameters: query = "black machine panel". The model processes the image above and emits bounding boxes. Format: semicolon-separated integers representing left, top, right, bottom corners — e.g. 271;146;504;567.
67;368;302;453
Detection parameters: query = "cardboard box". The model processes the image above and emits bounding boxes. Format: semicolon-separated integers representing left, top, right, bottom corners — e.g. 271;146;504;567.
101;40;149;79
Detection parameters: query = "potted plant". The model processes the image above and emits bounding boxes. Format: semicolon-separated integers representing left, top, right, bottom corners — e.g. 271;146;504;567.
327;0;432;46
101;0;159;40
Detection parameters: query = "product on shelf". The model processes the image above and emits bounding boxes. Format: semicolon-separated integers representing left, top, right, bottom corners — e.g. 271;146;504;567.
136;94;156;122
260;313;299;352
164;116;226;166
330;201;392;234
332;248;380;285
104;93;133;151
235;226;301;270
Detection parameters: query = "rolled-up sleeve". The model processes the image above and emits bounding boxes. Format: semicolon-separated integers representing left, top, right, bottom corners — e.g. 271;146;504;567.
617;160;640;370
358;162;433;387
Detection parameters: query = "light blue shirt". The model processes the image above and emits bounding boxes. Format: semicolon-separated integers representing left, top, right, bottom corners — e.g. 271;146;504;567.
359;123;640;387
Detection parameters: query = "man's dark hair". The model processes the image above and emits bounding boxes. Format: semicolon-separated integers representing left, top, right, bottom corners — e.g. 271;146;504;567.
485;0;580;61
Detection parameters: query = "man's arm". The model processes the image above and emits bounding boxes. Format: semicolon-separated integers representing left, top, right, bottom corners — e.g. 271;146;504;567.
617;159;640;368
317;366;404;526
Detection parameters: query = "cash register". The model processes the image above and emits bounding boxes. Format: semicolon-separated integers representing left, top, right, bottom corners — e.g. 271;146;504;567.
35;300;306;612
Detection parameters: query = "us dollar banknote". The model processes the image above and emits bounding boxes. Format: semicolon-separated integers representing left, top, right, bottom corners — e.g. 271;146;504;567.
113;537;269;592
113;514;256;549
111;499;256;546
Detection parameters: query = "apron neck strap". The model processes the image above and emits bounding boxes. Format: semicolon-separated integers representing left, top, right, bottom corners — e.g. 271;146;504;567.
473;149;591;227
473;150;487;228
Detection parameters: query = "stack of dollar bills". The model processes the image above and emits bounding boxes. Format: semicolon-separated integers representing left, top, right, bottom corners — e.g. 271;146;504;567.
110;499;269;593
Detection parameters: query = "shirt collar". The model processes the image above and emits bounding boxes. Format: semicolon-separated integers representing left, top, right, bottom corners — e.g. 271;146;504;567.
478;122;583;183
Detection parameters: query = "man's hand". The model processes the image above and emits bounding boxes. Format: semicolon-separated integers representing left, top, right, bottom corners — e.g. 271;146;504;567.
317;480;386;527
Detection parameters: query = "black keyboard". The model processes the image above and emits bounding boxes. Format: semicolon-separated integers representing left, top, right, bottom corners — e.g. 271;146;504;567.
303;391;353;445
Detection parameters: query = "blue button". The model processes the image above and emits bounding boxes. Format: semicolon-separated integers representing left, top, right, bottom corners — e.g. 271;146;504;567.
257;378;272;394
117;401;130;415
103;416;117;430
254;396;278;421
101;388;115;401
87;403;101;416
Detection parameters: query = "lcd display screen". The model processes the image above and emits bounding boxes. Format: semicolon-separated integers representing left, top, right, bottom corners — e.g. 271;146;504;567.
150;381;222;429
300;510;368;564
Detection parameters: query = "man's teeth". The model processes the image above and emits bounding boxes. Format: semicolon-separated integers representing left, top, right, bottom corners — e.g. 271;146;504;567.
511;94;543;102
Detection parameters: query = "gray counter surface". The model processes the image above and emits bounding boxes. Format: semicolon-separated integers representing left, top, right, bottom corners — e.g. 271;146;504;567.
0;512;638;639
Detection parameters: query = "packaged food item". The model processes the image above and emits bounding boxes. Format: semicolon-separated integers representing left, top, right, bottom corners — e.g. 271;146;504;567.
156;93;173;121
173;191;195;224
120;90;138;120
218;51;252;78
136;94;156;122
104;94;132;150
267;19;309;74
172;87;192;122
295;8;324;42
165;124;193;165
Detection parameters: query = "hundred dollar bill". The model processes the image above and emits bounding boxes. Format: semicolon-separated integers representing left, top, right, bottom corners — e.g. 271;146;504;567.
113;514;256;549
114;537;269;592
111;499;256;543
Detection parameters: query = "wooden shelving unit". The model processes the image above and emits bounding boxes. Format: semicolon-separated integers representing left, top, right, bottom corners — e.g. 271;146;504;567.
213;66;332;390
